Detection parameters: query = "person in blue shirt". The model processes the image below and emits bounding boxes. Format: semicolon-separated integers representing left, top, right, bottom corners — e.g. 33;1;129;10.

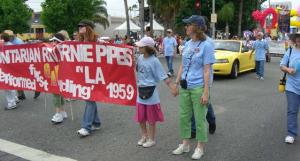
135;37;177;148
280;31;300;144
173;15;215;160
250;32;269;80
162;29;177;77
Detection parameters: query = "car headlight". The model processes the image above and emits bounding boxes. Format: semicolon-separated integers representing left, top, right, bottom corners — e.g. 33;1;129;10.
215;59;229;63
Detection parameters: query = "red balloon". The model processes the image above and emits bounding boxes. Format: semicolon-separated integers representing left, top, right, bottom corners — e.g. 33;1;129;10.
252;8;278;29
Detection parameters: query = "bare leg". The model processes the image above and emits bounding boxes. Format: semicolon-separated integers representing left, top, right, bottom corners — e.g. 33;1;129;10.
182;139;190;146
139;122;148;138
197;142;204;151
148;123;156;141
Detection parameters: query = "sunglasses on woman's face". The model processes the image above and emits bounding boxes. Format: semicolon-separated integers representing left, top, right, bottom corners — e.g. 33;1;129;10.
78;25;86;28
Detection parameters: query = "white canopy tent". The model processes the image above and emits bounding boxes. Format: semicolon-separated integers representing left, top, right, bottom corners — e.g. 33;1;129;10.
114;20;141;31
145;20;164;31
145;20;165;36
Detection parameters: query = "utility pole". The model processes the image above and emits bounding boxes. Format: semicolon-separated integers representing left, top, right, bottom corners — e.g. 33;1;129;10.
212;0;216;39
149;0;154;37
138;0;145;38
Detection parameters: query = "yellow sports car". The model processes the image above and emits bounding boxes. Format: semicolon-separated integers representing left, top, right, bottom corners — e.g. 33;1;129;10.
213;40;255;78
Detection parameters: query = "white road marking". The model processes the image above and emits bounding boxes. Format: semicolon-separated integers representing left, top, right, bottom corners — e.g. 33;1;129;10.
0;138;77;161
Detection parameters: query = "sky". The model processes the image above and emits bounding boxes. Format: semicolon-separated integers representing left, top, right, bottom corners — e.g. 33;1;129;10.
26;0;138;17
26;0;300;17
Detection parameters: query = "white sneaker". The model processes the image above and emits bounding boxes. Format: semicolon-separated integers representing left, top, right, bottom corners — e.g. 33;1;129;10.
77;128;90;137
172;144;190;155
5;104;17;110
260;77;264;80
142;139;156;148
60;111;68;119
191;148;204;160
137;137;147;146
51;113;63;123
285;136;295;144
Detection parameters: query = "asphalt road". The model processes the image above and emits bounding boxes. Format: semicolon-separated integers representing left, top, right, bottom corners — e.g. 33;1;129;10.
0;56;299;161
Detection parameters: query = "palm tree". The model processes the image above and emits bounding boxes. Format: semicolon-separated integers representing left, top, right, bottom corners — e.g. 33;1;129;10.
124;0;130;35
218;2;234;39
151;0;181;31
92;0;109;29
138;0;145;37
237;0;244;37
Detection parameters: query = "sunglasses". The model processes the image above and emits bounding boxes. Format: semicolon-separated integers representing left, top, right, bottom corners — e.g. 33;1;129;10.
78;25;86;28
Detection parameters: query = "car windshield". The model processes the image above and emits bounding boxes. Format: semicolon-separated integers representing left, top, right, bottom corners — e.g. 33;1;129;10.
214;41;240;52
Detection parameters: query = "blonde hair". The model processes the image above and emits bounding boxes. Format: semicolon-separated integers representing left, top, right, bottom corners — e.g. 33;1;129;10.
191;24;206;41
79;26;98;42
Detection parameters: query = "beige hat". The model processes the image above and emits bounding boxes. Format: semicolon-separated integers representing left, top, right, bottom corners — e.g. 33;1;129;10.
58;30;70;40
4;30;14;36
166;29;173;33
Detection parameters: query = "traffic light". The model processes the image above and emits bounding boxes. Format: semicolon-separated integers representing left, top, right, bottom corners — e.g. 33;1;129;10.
144;7;150;22
195;0;201;9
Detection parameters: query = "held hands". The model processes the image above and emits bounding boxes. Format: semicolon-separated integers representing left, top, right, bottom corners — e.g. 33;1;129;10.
170;83;179;97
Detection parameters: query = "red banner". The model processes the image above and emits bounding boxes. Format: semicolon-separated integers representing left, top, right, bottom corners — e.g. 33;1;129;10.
0;42;137;106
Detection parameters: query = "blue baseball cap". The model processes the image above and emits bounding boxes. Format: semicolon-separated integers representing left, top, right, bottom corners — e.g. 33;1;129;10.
182;15;206;28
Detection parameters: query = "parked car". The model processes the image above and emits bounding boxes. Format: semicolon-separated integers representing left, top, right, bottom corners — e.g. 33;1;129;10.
213;40;255;79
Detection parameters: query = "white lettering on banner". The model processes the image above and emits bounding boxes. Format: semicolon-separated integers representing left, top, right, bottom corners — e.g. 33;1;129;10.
0;48;42;64
106;82;134;100
42;47;58;62
0;69;36;90
29;64;49;91
84;66;105;84
57;44;93;62
96;45;133;67
58;79;93;99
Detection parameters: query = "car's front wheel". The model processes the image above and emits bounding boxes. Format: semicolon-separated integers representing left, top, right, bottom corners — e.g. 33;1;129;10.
230;61;238;79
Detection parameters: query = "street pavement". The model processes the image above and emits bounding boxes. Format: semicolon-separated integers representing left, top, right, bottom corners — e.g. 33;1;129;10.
0;56;300;161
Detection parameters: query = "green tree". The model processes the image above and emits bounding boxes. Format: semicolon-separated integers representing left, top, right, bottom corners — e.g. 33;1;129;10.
41;0;109;35
174;0;262;37
218;2;234;39
0;0;32;33
151;0;181;31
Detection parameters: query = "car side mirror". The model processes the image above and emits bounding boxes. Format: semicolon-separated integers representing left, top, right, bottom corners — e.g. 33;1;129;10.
242;48;249;53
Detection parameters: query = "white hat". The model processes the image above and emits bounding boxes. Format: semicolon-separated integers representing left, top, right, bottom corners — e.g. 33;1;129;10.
135;37;155;48
166;29;173;33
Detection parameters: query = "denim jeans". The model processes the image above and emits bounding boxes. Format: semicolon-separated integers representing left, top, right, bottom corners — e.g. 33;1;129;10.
286;91;300;137
5;90;18;107
191;103;215;133
82;101;101;132
255;60;265;77
165;56;174;74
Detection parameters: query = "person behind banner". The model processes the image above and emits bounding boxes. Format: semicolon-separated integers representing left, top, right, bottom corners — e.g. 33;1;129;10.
76;19;101;137
1;33;20;110
3;29;41;100
49;33;68;124
135;37;177;148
